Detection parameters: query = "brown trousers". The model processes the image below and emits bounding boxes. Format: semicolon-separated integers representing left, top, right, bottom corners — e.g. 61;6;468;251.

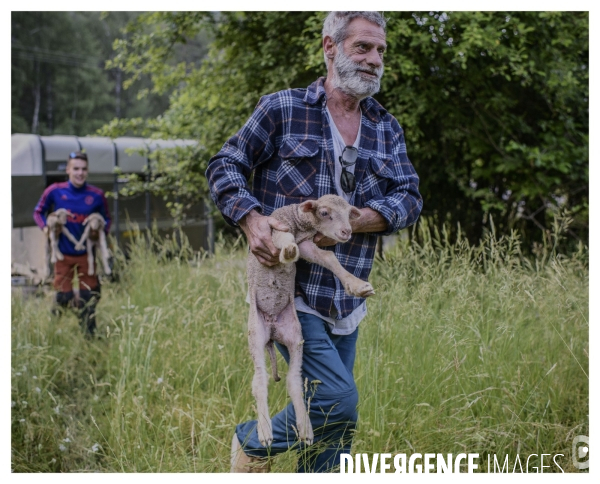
53;254;99;292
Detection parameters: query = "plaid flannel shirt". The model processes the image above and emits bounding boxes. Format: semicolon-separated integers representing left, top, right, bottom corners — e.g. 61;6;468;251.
206;77;422;320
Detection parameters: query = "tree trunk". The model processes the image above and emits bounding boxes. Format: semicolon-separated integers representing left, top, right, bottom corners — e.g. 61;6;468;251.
115;68;122;118
31;59;40;134
46;67;53;134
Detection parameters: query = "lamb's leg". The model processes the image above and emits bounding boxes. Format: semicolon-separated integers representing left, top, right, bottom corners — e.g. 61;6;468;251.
75;225;90;251
50;230;62;262
98;231;112;275
276;302;314;445
62;226;80;247
298;240;375;297
87;239;95;276
271;229;299;264
248;293;273;446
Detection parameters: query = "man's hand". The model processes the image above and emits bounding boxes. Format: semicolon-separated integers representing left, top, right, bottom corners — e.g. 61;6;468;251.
239;210;289;266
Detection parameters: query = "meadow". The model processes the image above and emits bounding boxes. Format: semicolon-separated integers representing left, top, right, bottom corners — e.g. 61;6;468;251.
11;222;589;472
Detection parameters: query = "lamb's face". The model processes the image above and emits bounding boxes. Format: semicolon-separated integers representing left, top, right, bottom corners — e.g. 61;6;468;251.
54;209;70;225
88;217;102;231
302;195;361;243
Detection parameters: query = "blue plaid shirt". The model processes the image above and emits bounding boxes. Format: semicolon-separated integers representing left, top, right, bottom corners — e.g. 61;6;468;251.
206;77;422;320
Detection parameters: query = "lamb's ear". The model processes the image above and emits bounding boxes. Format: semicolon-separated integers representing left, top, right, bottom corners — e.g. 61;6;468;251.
299;200;317;213
349;207;362;220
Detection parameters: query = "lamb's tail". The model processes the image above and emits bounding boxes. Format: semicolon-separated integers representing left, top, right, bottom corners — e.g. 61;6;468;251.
266;340;280;382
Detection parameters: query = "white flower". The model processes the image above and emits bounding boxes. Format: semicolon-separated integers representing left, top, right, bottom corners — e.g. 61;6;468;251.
59;444;66;452
63;438;71;443
19;419;26;423
35;387;41;393
54;406;60;415
91;443;100;452
157;377;163;384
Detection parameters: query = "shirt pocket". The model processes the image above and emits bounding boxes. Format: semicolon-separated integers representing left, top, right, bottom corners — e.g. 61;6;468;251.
275;138;319;197
360;156;394;201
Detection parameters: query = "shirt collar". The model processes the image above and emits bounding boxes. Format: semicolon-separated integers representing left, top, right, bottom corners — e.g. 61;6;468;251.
303;76;388;123
68;181;87;191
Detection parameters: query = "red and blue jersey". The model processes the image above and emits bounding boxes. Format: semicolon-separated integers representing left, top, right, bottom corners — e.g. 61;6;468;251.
33;181;112;257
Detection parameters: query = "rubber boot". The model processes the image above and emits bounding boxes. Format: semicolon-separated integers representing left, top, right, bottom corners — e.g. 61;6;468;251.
51;291;74;317
230;433;271;473
78;288;100;338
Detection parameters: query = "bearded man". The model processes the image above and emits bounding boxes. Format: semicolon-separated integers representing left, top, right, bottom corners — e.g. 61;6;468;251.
206;11;422;473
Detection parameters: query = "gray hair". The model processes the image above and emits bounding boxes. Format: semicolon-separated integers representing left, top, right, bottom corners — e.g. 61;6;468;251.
322;11;386;45
322;11;386;70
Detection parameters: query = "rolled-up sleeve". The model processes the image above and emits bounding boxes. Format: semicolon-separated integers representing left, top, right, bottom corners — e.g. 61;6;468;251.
205;95;276;226
364;119;423;235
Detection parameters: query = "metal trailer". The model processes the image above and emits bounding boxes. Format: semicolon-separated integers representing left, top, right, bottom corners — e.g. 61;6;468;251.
11;133;214;283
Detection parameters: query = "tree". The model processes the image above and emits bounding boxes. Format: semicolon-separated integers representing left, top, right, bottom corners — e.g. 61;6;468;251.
11;12;176;136
100;11;588;249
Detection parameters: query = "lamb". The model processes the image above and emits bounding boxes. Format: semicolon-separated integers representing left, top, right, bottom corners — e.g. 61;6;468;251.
75;213;111;276
246;194;375;448
44;208;79;264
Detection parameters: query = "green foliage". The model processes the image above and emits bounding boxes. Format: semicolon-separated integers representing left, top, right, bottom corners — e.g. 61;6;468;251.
100;11;588;250
11;12;175;136
11;224;588;472
378;12;588;248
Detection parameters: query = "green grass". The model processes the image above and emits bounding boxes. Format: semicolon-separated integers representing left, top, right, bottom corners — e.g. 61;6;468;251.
11;224;588;472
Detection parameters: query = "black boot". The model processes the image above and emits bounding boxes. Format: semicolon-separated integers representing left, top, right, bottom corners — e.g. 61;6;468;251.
78;287;101;338
51;291;74;317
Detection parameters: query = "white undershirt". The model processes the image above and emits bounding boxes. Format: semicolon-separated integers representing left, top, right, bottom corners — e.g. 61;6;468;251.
294;105;367;335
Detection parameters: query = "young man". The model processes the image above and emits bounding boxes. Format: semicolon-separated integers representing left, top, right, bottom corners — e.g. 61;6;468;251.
206;11;422;473
33;151;111;337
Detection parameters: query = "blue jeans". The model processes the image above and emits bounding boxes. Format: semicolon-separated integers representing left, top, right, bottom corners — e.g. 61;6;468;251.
235;312;359;473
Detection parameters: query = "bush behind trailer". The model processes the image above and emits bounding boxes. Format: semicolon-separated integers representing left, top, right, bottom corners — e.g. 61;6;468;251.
11;133;214;283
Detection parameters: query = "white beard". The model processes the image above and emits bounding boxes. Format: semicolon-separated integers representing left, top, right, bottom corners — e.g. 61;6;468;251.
331;47;384;99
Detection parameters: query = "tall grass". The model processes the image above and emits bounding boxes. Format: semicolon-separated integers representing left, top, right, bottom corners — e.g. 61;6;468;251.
11;223;588;472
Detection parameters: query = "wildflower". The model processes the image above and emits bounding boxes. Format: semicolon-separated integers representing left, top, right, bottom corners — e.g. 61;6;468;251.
91;443;100;453
63;438;71;443
33;376;38;380
35;387;41;393
59;444;66;452
157;377;163;384
54;406;60;415
19;419;25;423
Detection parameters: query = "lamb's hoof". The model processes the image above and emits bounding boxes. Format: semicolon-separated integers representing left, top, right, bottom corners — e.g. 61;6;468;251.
300;428;314;446
258;432;273;447
257;420;273;447
279;244;299;264
346;281;375;298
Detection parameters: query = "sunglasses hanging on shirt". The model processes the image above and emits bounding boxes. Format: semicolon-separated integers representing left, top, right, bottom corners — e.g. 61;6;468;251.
339;146;358;193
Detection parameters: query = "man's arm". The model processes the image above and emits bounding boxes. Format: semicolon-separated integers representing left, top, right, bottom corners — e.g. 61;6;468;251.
97;192;112;234
33;185;54;230
362;118;422;235
205;95;277;228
